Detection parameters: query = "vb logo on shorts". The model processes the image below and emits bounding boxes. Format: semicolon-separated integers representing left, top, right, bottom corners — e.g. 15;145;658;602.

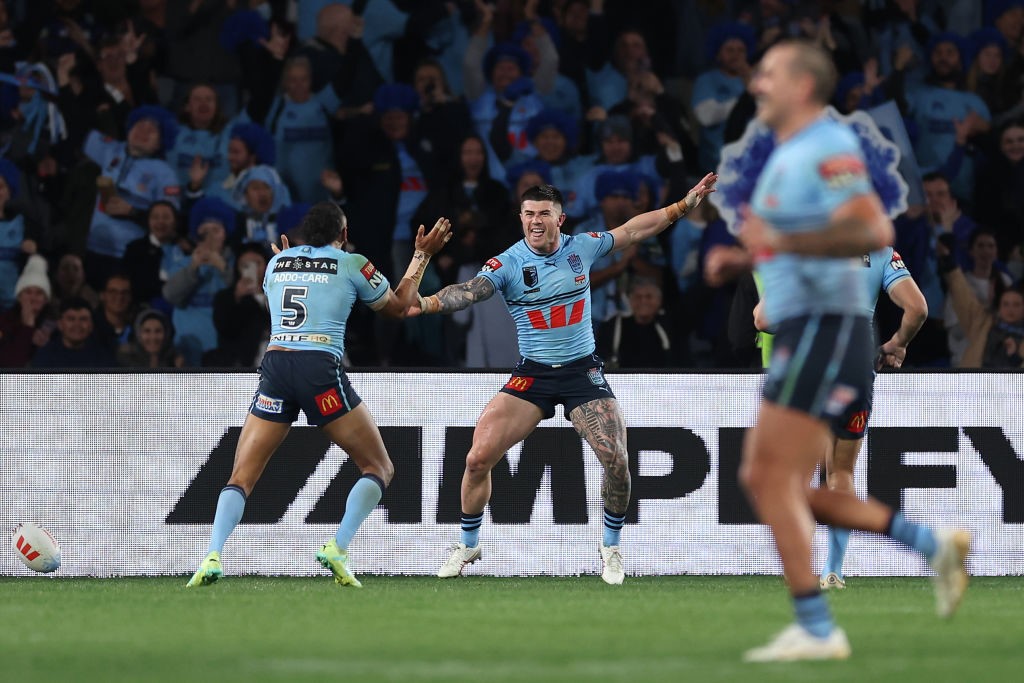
255;394;283;414
504;376;535;392
315;388;344;416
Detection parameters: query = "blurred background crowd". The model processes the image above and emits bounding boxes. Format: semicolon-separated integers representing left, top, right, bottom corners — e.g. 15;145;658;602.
0;0;1021;370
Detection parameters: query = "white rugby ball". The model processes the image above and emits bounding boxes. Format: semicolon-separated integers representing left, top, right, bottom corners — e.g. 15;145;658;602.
11;523;61;573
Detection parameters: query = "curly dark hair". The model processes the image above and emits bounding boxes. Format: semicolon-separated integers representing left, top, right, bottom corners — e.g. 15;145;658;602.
301;202;346;247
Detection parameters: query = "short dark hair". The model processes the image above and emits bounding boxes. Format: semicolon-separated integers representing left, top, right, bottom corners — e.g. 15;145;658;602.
520;184;564;209
301;202;346;247
922;171;950;186
60;296;93;315
780;39;837;105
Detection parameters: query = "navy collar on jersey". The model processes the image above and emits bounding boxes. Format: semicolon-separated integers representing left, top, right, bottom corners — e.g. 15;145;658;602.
522;234;565;258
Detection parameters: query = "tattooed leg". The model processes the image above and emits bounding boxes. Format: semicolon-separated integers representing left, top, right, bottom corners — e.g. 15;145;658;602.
570;398;631;514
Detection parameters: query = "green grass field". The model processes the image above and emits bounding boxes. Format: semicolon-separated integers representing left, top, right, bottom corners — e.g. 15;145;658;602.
1;575;1020;682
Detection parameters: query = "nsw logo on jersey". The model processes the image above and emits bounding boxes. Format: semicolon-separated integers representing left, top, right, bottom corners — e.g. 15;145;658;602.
567;252;583;274
890;250;906;271
818;154;866;188
522;265;538;287
482;257;503;273
360;261;384;289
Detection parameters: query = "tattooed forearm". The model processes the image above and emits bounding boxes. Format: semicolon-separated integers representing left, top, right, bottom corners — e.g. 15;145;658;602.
436;276;496;313
570;398;631;514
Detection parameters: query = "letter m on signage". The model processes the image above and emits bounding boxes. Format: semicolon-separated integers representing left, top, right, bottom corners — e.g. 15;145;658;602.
526;299;585;329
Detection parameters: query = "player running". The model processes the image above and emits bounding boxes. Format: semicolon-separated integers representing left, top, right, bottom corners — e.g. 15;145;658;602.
818;247;928;590
186;202;451;588
413;175;718;584
753;247;929;589
706;40;969;661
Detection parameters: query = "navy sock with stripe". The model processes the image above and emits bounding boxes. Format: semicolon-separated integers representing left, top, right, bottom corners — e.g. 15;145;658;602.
461;511;483;548
603;508;625;547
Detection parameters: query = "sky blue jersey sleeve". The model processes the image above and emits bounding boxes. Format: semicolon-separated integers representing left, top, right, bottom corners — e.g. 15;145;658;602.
571;230;615;262
347;254;390;307
476;253;514;293
881;246;912;292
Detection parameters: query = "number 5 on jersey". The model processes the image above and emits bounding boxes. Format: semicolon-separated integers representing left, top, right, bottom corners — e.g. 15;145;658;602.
282;286;308;328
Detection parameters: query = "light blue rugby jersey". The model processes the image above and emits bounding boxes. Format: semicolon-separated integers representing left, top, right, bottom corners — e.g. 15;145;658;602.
477;232;615;365
751;118;875;325
264;244;389;360
862;246;911;317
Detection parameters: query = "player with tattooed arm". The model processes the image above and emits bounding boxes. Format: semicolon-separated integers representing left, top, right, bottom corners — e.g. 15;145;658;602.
414;175;717;584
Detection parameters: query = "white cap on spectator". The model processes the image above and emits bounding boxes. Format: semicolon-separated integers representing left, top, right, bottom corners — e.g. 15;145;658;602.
15;254;52;300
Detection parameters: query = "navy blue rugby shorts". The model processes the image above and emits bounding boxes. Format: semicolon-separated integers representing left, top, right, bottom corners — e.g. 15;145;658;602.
499;353;616;419
250;350;361;427
762;313;874;438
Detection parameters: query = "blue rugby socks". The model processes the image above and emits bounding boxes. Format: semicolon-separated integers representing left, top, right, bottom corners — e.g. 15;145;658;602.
208;485;246;554
603;508;626;547
335;474;386;550
794;591;835;638
461;511;483;549
886;511;938;560
823;526;850;577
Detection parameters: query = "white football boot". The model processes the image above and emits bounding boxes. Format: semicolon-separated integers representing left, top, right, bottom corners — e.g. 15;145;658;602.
819;572;846;591
930;529;971;618
437;543;481;578
600;545;625;585
743;624;852;662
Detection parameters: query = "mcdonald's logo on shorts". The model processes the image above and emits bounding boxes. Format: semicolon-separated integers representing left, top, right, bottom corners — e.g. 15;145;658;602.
845;410;869;435
315;388;344;416
504;376;535;392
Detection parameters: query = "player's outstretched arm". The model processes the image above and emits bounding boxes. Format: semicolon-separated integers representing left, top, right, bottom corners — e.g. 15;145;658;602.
409;276;496;316
379;218;453;319
740;194;894;258
607;172;717;253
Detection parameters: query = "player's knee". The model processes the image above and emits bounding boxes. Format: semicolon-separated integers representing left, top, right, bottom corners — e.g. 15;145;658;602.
465;449;497;477
827;470;854;494
739;458;769;497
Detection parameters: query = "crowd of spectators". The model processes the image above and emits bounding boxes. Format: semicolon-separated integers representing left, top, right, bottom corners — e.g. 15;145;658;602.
0;0;1022;370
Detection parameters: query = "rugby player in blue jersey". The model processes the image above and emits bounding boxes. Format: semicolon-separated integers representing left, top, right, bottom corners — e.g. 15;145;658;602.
706;40;970;661
753;247;929;590
414;173;718;584
186;203;451;588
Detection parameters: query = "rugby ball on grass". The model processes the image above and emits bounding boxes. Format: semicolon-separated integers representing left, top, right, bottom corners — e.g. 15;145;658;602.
11;523;61;573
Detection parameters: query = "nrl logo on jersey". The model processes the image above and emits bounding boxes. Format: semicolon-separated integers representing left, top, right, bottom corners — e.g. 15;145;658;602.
522;265;538;287
567;253;583;274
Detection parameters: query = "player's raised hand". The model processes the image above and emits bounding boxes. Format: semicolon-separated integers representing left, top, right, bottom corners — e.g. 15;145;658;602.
683;172;718;210
270;234;291;256
415;217;452;256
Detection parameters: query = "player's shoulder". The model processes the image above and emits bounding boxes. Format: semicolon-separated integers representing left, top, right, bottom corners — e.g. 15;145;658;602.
802;118;860;154
481;241;526;274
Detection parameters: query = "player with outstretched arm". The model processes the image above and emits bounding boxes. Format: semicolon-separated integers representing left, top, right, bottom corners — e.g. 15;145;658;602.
413;174;717;584
186;202;451;588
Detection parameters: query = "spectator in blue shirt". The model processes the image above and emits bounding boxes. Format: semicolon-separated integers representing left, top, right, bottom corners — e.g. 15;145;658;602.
692;22;754;171
32;296;116;368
